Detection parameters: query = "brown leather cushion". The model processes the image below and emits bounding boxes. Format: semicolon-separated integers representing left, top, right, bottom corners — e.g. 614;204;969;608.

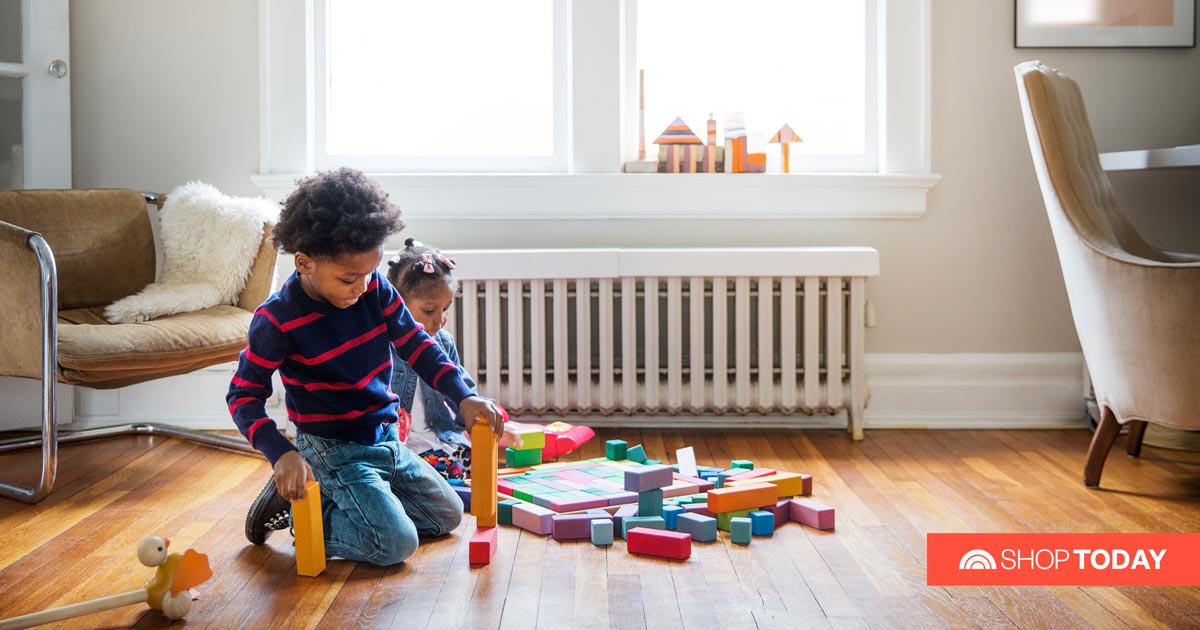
56;305;252;389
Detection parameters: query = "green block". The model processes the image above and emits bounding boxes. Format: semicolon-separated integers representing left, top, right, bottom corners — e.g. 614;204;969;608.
731;459;754;470
644;459;662;465
637;488;663;517
717;509;753;532
510;428;546;451
621;516;666;539
626;444;647;463
606;440;628;460
498;499;521;525
730;517;753;544
506;447;543;468
513;489;534;502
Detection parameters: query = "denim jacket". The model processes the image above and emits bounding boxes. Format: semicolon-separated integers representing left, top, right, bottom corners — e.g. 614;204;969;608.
390;329;478;449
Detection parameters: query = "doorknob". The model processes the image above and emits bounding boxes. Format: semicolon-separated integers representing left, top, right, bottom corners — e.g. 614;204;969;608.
48;59;68;79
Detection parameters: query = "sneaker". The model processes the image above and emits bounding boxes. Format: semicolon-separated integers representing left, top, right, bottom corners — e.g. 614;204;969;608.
245;478;291;545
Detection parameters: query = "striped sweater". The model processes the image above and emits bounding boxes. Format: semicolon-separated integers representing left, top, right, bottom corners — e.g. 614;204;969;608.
226;270;474;464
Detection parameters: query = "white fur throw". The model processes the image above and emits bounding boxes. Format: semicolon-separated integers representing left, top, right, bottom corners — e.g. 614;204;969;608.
104;182;278;324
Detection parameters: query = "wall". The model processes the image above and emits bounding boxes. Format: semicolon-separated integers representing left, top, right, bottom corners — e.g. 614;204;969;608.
68;0;1200;357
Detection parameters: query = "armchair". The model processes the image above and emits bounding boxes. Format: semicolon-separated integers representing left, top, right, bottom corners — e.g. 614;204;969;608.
0;189;274;503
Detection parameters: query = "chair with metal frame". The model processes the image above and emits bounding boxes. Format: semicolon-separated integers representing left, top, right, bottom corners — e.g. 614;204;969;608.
0;188;274;503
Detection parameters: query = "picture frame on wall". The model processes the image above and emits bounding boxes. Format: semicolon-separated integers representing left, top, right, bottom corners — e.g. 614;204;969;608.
1015;0;1196;48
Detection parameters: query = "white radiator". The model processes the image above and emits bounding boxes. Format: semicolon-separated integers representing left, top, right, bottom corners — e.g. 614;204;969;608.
443;248;878;439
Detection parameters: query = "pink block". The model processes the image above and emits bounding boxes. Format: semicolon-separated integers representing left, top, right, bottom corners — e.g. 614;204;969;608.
512;503;555;535
497;479;519;495
673;473;715;492
549;496;609;512
661;481;699;499
726;468;776;482
537;479;573;492
552;513;611;540
682;503;715;518
789;498;834;530
469;527;498;564
627;527;691;560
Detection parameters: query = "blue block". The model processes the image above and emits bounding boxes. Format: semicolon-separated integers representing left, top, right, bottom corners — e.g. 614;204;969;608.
626;444;647;463
730;517;752;545
621;516;665;539
591;519;614;546
713;476;725;489
662;505;685;530
644;459;662;465
749;510;775;536
695;465;723;475
675;513;717;542
454;486;472;511
637;488;663;517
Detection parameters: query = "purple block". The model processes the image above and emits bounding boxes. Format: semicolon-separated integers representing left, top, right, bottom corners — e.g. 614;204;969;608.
611;503;639;531
454;486;472;511
682;502;715;518
765;499;791;527
512;503;556;535
553;513;611;540
548;496;609;512
605;491;639;506
624;464;676;493
789;498;835;530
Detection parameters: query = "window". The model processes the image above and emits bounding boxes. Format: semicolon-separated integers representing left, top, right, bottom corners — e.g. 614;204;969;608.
635;0;876;172
316;0;566;172
257;0;937;219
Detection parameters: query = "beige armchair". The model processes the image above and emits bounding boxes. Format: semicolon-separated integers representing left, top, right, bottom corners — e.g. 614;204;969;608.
0;189;274;503
1014;61;1200;488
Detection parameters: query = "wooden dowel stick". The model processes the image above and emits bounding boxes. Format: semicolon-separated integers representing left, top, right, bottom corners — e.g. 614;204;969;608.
0;590;147;630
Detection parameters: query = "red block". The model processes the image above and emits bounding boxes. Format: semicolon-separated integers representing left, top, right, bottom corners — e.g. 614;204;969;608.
627;527;692;560
469;527;498;564
789;498;835;530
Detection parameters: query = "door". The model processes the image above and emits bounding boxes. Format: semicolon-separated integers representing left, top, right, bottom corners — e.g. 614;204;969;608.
0;0;70;189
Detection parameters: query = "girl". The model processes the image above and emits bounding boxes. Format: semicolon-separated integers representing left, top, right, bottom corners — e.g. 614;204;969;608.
386;238;479;481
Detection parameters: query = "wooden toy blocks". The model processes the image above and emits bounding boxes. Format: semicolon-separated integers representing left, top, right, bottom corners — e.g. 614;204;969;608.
789;498;835;530
471;423;498;527
621;516;665;539
727;471;811;498
706;483;777;514
624;464;675;493
498;499;521;526
662;505;685;530
591;519;614;546
627;528;692;560
293;479;325;577
511;503;556;535
730;459;754;470
605;439;628;460
749;510;775;536
626;444;648;463
675;512;717;542
505;447;543;468
637;488;663;517
729;517;752;545
469;527;498;565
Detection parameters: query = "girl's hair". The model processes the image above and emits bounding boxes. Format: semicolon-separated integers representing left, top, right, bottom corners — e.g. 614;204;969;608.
274;167;404;258
386;238;457;298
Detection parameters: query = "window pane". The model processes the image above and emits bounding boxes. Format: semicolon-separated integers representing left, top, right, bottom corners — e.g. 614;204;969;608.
326;0;556;157
0;76;21;188
0;0;20;63
637;0;867;161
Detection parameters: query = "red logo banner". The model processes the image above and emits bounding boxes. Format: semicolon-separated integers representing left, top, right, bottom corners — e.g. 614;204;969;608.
927;533;1200;586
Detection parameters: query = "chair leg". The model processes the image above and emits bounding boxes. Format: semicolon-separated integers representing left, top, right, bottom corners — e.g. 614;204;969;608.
1084;406;1120;488
1125;420;1148;458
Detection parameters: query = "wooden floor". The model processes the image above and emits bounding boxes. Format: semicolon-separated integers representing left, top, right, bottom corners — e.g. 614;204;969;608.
1;428;1198;629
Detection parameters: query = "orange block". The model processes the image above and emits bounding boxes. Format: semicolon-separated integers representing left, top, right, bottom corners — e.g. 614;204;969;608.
471;423;498;527
706;483;777;514
293;479;326;577
727;472;812;498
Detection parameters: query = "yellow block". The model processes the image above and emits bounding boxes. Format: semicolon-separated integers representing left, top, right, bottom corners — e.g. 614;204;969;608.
727;472;810;498
293;479;326;577
471;423;498;527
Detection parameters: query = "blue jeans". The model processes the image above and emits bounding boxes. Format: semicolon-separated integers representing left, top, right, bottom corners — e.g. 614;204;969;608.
295;424;463;566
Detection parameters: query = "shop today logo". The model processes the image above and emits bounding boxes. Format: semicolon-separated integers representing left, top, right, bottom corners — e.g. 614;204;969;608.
928;533;1200;586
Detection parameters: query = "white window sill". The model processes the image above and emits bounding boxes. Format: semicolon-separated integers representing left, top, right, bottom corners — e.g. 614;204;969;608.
250;172;941;220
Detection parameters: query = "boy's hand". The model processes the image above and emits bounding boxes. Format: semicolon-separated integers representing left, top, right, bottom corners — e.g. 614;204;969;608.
461;395;504;441
273;450;315;502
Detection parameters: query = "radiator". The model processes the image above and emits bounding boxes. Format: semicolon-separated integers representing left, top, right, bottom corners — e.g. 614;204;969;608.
442;248;878;439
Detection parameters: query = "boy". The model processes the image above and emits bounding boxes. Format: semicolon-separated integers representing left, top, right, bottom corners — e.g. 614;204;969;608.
228;168;502;566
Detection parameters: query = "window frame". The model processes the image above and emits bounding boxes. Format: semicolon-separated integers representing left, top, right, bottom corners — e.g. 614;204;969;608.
256;0;938;220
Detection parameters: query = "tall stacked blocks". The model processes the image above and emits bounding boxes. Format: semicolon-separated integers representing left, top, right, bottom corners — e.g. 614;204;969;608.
506;426;545;467
471;423;498;527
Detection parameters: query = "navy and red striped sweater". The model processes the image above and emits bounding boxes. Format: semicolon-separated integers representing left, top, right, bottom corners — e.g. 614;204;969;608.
226;270;474;464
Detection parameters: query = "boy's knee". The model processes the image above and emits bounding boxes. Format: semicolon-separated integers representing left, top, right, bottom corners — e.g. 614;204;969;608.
438;502;463;534
370;528;419;566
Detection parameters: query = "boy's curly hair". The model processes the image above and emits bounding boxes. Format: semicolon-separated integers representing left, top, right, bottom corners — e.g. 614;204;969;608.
386;238;457;298
273;168;404;258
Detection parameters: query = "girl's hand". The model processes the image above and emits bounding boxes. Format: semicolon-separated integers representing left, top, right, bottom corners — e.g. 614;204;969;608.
273;450;315;502
461;395;504;441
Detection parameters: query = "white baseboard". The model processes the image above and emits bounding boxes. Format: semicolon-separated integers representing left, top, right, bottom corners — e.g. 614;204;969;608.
0;353;1087;432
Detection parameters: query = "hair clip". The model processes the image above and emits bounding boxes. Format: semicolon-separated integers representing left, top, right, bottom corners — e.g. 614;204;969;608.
436;254;456;270
388;254;402;267
417;253;436;274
